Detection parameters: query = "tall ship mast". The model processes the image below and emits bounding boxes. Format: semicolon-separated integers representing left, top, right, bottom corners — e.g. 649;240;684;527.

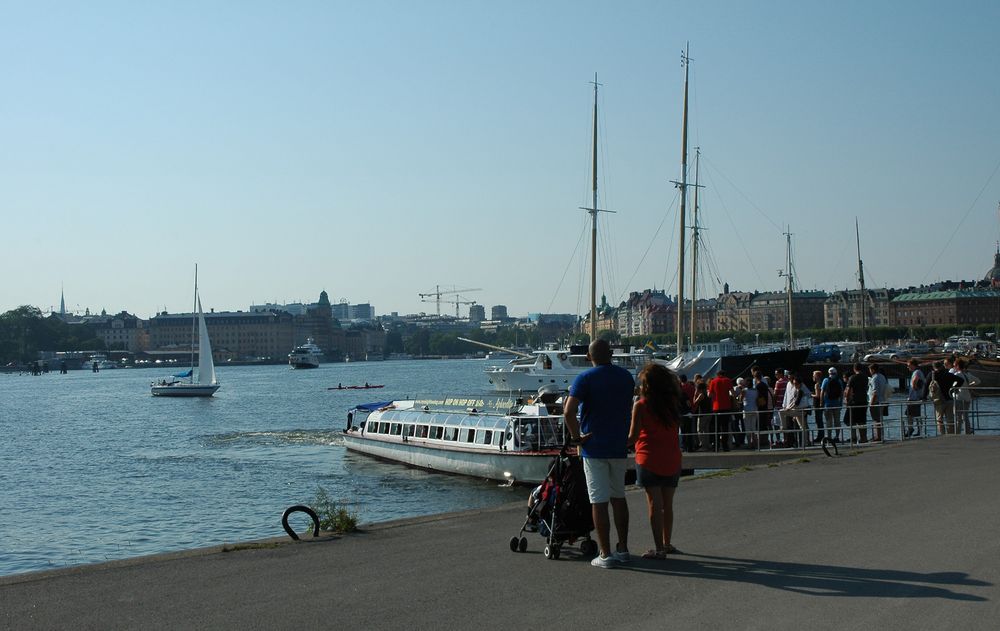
856;218;867;345
783;228;795;348
581;73;613;341
673;45;692;354
689;147;702;348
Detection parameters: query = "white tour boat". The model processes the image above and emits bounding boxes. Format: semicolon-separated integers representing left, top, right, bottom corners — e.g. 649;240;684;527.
342;390;569;485
151;267;220;397
288;338;323;368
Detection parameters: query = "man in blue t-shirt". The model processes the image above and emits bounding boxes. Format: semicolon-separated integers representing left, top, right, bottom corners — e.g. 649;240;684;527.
564;339;635;568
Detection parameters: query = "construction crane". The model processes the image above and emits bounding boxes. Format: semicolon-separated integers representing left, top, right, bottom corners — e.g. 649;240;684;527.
418;286;482;316
450;296;478;318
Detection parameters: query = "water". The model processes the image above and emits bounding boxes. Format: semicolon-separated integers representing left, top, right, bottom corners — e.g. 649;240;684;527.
0;359;522;577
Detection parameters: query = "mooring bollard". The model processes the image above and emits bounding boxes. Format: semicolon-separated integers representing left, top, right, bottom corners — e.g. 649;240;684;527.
281;505;320;540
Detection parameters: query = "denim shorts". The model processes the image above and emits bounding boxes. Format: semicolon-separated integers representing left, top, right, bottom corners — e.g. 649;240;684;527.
635;464;680;489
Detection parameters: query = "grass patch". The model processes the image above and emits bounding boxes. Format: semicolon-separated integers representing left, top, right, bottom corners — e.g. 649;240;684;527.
223;542;282;552
698;470;735;479
312;486;359;533
796;457;811;464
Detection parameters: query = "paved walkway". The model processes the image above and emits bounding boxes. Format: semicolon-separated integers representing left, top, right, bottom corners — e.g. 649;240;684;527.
2;437;998;630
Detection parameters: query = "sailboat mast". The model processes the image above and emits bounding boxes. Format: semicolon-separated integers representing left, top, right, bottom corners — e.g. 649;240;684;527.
676;45;691;354
690;147;700;348
856;218;866;346
783;228;794;348
190;264;198;383
590;73;599;342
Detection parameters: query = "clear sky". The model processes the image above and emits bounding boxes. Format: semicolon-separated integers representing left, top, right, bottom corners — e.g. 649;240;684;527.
2;0;999;318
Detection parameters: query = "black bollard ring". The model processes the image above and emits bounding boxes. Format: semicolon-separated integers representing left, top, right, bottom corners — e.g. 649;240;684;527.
281;504;320;540
820;437;839;458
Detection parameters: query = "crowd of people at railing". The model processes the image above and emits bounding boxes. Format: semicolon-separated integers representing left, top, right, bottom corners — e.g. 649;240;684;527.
676;356;982;451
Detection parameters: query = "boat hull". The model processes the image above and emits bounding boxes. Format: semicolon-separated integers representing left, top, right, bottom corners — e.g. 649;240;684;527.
151;384;220;397
289;358;320;369
342;433;557;485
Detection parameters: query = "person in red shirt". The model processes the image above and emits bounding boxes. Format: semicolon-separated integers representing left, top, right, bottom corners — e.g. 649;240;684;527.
627;363;683;559
707;369;735;451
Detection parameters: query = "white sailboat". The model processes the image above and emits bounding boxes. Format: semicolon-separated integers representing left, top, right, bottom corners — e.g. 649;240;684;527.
151;268;220;397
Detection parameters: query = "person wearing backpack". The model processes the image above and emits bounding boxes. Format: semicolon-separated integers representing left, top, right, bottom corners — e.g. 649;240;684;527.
952;357;981;434
930;360;960;434
820;367;845;442
904;358;926;438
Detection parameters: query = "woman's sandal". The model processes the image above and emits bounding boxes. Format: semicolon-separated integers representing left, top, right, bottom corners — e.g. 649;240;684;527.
641;549;667;560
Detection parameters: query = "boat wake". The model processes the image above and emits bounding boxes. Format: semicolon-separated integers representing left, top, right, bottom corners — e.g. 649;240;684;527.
205;430;344;447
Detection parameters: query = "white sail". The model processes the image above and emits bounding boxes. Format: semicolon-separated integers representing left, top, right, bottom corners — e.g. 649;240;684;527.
196;296;217;386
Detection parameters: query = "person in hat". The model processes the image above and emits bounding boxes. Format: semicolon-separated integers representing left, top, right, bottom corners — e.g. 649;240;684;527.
820;366;845;442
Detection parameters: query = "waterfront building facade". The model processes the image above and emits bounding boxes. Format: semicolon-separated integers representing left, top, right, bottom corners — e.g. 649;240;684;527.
148;309;295;361
748;290;826;333
891;288;1000;327
716;290;754;333
616;290;676;337
90;311;148;352
824;288;895;329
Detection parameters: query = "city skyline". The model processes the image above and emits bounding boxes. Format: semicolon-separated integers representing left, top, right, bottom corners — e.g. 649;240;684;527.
3;1;999;317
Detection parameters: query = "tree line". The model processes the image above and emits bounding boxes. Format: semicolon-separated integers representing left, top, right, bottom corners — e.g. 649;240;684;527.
0;306;106;365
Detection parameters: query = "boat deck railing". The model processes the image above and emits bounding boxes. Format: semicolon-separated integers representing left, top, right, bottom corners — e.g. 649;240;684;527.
685;393;998;453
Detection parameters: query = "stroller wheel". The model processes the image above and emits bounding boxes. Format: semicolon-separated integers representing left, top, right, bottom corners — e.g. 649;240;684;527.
509;536;519;552
518;537;528;553
580;539;598;557
544;545;555;560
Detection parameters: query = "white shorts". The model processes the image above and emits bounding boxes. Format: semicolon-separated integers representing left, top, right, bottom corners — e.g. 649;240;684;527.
582;457;627;504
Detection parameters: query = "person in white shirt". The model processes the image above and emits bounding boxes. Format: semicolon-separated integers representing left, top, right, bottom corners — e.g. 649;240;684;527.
867;364;889;442
781;374;813;447
904;359;926;438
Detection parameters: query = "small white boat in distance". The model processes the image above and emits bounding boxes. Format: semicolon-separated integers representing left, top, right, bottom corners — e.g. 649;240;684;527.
289;338;322;368
483;347;649;392
342;389;570;485
83;353;117;371
151;268;220;397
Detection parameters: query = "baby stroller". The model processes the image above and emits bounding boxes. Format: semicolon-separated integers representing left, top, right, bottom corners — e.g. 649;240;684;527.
509;448;597;560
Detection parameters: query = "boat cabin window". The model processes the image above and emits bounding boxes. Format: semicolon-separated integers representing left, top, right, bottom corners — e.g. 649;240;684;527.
464;429;475;443
390;423;402;436
378;422;389;434
417;425;428;438
443;427;456;441
492;431;503;446
404;424;414;437
477;430;492;445
433;426;444;440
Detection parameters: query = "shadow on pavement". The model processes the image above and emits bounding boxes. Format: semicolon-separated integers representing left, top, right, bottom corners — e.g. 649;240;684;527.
621;552;990;601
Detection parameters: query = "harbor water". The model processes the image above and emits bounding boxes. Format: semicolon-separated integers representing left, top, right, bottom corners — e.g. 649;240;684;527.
0;359;521;577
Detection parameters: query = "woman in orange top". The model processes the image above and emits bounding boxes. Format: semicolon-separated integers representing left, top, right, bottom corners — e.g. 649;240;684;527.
627;363;683;560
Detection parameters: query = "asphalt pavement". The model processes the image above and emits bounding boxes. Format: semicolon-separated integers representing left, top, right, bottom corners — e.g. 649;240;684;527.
2;436;998;630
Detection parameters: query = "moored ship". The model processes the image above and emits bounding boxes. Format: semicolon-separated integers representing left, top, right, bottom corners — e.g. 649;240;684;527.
342;391;568;485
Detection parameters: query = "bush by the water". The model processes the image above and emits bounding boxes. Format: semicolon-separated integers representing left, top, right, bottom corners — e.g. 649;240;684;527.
311;486;359;533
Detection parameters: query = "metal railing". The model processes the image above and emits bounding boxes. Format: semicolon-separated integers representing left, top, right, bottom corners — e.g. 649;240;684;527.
682;395;998;453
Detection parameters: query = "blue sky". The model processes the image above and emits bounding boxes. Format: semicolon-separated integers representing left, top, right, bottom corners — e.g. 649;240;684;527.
2;1;999;318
